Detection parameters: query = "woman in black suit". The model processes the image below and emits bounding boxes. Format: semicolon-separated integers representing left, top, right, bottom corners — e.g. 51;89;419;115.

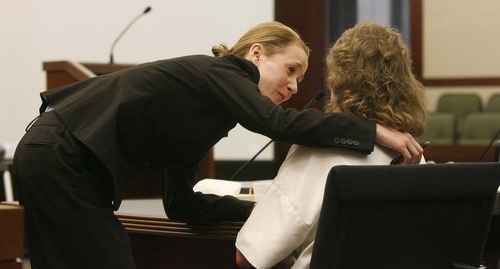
12;21;423;268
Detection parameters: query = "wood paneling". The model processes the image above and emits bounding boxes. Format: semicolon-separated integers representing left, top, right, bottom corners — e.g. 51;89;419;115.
274;0;329;162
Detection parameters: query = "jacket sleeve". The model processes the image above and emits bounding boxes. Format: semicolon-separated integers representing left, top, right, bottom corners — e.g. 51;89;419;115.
162;160;255;223
203;55;376;153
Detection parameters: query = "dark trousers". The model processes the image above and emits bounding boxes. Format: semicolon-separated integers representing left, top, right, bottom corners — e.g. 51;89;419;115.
12;111;135;269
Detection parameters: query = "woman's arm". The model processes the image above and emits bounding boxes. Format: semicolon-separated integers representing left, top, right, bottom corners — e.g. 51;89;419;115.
204;56;376;153
162;161;255;222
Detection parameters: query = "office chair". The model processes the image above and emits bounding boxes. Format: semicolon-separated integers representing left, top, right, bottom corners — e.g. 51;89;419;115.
311;163;500;269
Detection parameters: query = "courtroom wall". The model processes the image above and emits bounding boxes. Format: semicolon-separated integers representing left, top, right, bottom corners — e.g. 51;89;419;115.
422;0;500;111
2;0;500;159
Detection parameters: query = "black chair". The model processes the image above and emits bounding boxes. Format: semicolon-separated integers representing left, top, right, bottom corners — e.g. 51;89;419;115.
311;163;500;269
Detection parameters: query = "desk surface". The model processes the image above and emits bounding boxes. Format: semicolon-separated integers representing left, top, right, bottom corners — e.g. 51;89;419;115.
115;199;243;240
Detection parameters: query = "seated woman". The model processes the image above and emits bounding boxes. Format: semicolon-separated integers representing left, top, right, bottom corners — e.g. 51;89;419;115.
235;22;428;269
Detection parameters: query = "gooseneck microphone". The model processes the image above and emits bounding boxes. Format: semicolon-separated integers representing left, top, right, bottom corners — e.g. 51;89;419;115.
109;6;152;64
230;90;327;180
477;129;500;162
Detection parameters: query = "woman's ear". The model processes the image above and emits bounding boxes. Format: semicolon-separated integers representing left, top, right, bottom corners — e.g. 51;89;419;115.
248;43;263;65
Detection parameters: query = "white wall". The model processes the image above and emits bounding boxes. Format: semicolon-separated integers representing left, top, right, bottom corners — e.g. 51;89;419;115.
0;0;274;159
423;0;500;78
422;0;500;111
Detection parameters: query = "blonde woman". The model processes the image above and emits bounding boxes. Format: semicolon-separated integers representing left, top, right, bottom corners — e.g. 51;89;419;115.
236;22;427;269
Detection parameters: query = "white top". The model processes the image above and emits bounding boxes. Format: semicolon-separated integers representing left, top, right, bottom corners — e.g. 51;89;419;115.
236;144;425;269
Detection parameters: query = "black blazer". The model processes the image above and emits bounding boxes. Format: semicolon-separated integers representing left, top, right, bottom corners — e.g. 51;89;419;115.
40;55;376;221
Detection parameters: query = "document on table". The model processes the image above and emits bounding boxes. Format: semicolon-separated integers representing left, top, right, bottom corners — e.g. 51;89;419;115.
193;178;274;202
193;178;242;196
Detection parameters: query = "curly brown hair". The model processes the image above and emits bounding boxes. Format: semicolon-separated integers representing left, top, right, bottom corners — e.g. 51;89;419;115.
325;22;427;136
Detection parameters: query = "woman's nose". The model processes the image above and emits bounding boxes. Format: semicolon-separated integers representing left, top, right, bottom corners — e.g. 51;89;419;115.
288;80;298;94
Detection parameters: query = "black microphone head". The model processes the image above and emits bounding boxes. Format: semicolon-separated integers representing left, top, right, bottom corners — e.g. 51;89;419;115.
144;6;152;14
314;90;326;101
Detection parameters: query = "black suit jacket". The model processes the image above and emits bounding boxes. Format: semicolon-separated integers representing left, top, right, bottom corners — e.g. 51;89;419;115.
40;54;376;221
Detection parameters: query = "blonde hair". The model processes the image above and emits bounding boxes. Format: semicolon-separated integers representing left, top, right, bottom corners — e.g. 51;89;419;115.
325;22;427;136
212;21;310;58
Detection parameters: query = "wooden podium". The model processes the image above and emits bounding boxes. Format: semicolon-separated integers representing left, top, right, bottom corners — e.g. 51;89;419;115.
42;61;215;198
42;61;133;89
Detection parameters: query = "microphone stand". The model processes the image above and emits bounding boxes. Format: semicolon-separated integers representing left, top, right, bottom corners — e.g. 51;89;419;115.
230;140;274;181
109;6;152;64
230;90;326;180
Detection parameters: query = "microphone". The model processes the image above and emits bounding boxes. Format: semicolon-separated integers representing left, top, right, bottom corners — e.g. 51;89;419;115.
477;129;500;162
109;6;152;64
230;90;327;180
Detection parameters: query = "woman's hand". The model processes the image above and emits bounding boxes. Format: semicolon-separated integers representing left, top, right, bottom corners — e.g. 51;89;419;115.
376;124;423;164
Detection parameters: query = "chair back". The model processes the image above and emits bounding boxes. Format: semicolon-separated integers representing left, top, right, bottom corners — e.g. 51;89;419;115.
459;113;500;145
311;163;500;269
437;94;483;138
486;94;500;113
418;112;456;144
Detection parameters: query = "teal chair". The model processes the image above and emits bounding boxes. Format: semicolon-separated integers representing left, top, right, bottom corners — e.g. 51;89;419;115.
417;112;455;144
486;94;500;113
458;112;500;145
437;94;483;139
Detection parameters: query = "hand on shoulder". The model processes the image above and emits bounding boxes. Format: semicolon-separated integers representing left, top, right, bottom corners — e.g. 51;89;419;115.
375;124;423;164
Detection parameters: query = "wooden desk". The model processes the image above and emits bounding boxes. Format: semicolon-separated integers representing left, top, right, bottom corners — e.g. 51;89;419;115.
115;199;242;269
0;204;24;269
424;144;496;163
